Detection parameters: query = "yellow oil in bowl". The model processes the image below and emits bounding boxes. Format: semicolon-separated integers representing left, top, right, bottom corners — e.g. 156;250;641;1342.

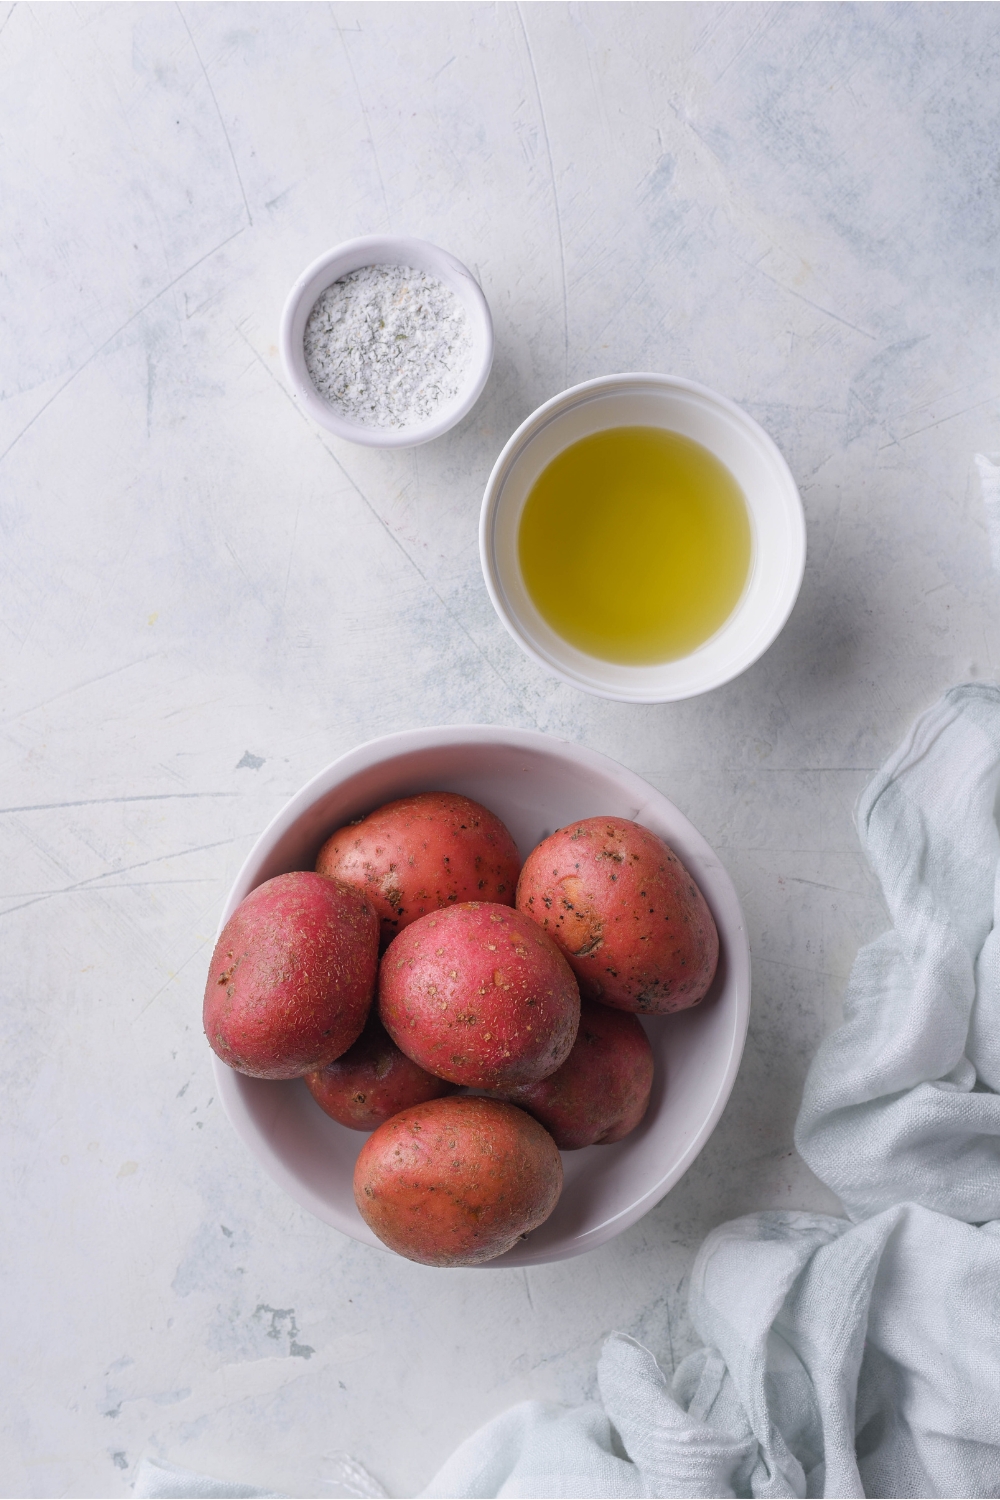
517;425;752;665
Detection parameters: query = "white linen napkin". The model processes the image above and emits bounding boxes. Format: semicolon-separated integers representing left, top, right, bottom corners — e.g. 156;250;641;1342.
138;682;1000;1499
134;1457;285;1498
134;1452;386;1499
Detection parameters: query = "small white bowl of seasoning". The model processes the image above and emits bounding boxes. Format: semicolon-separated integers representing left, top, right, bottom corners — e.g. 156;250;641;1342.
480;373;806;704
280;235;493;448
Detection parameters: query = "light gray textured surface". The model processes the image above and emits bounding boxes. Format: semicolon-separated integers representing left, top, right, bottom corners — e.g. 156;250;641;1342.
2;3;999;1496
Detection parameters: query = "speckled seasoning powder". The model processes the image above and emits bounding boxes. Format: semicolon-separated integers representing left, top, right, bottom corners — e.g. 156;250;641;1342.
303;263;473;428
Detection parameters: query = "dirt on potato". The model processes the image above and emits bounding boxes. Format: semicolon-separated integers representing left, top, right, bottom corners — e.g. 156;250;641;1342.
498;999;654;1148
304;1011;456;1129
316;791;521;948
353;1095;563;1266
378;902;580;1090
516;817;718;1013
204;871;378;1079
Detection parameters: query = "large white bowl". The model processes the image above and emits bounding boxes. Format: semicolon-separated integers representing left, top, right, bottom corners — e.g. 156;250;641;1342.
280;235;493;448
480;373;805;702
212;727;750;1268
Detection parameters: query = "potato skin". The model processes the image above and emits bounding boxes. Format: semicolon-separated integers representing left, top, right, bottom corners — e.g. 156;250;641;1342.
379;902;580;1089
316;792;521;948
499;1000;654;1149
204;871;378;1079
304;1012;457;1130
516;817;718;1014
354;1096;563;1266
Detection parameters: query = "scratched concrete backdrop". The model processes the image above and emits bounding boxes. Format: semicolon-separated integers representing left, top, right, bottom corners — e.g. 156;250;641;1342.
3;2;1000;1495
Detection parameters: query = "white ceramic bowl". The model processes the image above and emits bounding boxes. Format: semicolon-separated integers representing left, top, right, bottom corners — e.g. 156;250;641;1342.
480;373;805;702
280;235;494;448
212;726;750;1268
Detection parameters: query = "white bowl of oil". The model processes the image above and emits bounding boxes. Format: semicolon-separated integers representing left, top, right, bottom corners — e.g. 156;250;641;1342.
479;373;805;703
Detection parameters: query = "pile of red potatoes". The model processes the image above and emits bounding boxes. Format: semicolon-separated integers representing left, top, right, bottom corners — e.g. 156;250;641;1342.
204;792;719;1267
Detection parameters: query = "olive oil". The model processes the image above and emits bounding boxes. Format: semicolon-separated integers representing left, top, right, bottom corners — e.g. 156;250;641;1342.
517;425;752;665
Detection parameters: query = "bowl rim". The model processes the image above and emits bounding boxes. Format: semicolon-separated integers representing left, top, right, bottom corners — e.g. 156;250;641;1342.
279;234;494;448
479;371;806;703
211;724;752;1267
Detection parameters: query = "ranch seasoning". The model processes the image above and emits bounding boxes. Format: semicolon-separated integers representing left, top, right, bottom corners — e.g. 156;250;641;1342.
303;264;473;429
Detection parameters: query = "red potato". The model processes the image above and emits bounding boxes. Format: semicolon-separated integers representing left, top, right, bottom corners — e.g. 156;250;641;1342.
516;817;718;1014
304;1011;457;1130
204;871;378;1079
316;791;521;948
379;902;580;1090
354;1095;563;1266
499;1000;654;1149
